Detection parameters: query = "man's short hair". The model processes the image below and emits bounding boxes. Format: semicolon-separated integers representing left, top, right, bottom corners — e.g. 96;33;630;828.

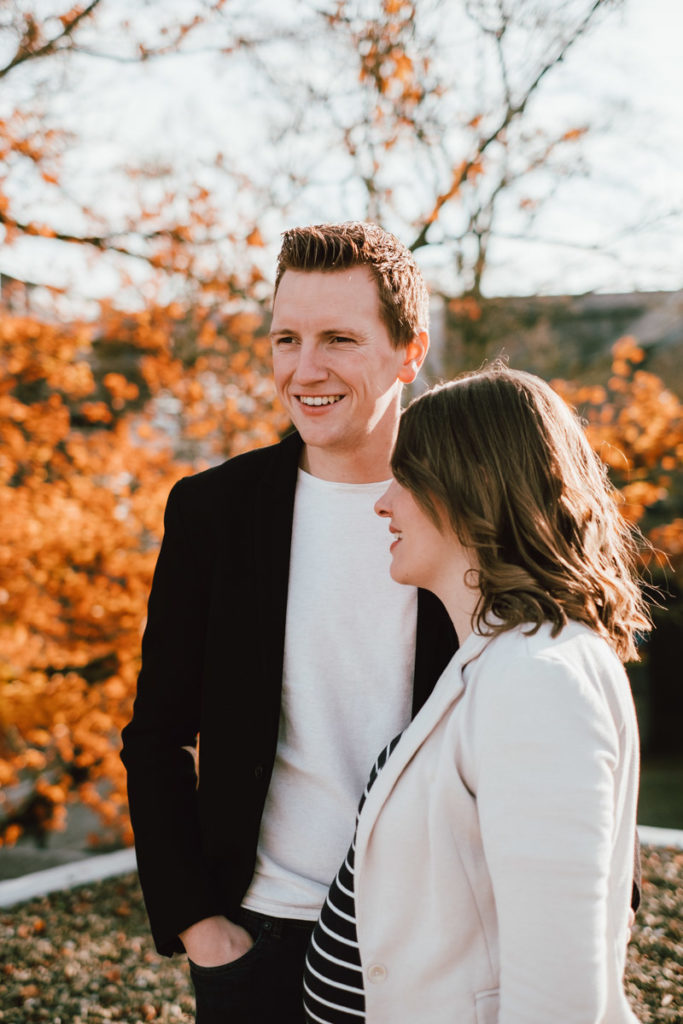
274;222;429;348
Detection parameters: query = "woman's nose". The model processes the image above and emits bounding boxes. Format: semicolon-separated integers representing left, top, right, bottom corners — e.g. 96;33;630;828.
374;483;393;518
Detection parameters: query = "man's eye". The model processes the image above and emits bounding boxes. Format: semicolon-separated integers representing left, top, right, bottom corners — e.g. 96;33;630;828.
331;336;356;344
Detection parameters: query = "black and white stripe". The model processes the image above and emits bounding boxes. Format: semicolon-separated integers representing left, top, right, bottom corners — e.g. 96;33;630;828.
303;735;402;1024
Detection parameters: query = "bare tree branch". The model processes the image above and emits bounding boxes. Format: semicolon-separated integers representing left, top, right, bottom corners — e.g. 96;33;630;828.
0;210;217;262
409;0;607;251
0;1;102;80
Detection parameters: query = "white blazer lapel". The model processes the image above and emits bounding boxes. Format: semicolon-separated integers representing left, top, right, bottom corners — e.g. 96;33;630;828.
355;629;491;856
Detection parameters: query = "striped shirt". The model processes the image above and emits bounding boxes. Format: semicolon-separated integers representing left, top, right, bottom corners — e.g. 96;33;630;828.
303;734;402;1024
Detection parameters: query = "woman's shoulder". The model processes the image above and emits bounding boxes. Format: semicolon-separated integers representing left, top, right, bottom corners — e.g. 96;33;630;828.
462;621;634;767
482;618;614;659
471;620;624;694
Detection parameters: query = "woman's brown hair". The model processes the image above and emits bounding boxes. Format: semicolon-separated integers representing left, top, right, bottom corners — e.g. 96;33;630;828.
392;363;651;661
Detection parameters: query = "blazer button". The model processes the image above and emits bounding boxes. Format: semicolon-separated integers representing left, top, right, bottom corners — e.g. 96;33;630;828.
254;764;264;779
367;963;387;983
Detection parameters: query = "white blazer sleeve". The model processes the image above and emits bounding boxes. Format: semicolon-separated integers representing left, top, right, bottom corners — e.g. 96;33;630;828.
471;649;622;1024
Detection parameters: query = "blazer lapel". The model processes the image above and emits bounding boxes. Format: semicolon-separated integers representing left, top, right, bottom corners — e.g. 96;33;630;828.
254;431;303;695
356;629;492;856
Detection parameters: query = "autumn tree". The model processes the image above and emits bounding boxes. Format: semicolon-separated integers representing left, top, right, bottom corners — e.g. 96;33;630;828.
1;0;680;845
0;1;288;845
553;336;683;755
248;0;633;353
2;2;647;315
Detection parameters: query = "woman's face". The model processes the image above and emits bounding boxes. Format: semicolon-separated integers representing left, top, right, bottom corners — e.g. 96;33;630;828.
374;478;461;592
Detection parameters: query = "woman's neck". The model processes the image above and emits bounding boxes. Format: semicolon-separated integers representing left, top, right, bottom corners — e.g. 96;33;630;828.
435;552;481;646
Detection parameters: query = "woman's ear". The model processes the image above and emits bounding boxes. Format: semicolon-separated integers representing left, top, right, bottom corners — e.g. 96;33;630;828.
397;331;430;383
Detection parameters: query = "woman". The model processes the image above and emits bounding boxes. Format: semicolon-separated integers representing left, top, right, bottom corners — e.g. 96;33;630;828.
303;364;648;1024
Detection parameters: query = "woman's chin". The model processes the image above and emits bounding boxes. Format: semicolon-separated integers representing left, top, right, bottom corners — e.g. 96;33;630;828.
390;563;418;588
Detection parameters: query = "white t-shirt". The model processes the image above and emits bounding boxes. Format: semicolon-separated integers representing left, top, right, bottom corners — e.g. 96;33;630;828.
242;468;417;919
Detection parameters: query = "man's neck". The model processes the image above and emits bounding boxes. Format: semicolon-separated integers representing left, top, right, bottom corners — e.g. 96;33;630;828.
301;444;392;483
299;396;403;483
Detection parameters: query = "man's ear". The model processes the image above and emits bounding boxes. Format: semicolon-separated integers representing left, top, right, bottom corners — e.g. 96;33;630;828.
397;331;430;383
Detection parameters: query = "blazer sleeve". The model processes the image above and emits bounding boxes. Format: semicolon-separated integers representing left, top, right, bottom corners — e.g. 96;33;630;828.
120;479;225;956
470;651;636;1024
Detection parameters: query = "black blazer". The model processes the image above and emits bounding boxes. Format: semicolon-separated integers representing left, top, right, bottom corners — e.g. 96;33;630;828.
121;432;457;955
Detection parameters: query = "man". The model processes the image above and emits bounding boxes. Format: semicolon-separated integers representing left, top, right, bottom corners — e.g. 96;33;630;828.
121;222;457;1022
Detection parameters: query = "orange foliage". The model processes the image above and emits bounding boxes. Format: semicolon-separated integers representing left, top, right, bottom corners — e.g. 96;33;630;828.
0;0;288;846
1;3;680;850
448;295;482;322
0;291;288;846
552;336;683;574
3;312;681;849
354;0;432;128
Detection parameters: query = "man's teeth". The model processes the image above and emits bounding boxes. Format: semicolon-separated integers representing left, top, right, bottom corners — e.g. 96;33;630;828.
299;395;343;406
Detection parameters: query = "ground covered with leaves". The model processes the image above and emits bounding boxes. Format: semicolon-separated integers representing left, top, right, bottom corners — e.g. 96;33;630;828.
626;846;683;1022
0;844;681;1023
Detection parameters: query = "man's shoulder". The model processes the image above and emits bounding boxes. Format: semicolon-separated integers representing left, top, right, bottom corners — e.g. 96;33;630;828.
174;430;301;500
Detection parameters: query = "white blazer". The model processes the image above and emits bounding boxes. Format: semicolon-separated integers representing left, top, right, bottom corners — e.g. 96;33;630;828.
353;621;640;1024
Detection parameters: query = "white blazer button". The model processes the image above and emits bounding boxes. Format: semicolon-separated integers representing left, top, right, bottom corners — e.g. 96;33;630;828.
367;964;387;983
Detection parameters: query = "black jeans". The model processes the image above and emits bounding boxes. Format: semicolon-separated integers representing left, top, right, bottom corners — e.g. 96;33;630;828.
189;908;315;1024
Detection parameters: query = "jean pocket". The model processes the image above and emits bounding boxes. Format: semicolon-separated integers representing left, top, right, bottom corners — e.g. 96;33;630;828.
188;927;265;978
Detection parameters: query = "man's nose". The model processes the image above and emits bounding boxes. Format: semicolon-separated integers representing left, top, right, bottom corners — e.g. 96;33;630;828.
293;342;328;383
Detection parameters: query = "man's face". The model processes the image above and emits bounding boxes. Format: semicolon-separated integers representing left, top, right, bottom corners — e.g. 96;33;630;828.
270;267;415;463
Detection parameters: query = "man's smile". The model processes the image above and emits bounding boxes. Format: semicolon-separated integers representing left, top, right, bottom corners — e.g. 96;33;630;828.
296;395;345;407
